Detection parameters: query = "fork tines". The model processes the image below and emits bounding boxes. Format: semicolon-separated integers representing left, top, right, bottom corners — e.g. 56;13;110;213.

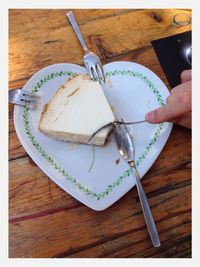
19;90;38;103
90;64;105;84
9;88;40;107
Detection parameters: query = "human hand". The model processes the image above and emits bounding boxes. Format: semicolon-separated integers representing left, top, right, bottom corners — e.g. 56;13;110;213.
145;70;192;128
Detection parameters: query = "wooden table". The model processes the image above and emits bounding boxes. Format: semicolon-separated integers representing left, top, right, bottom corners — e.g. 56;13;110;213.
9;9;192;258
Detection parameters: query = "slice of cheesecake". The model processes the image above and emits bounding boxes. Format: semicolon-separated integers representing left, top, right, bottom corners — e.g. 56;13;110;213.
38;75;115;146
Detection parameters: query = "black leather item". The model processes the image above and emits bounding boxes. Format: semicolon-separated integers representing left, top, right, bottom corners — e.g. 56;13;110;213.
151;31;191;88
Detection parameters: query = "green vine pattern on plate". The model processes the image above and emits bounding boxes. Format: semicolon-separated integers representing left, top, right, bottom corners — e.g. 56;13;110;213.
23;70;164;200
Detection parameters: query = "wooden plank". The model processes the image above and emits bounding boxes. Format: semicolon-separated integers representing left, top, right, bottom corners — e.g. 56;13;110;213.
9;9;191;160
9;104;27;159
9;8;192;258
64;213;191;258
9;124;191;219
9;9;191;88
9;185;191;258
9;9;134;37
8;8;135;88
9;124;191;257
9;156;79;219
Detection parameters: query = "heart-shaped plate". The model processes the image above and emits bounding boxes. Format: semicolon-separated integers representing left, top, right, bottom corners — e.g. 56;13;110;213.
14;61;172;210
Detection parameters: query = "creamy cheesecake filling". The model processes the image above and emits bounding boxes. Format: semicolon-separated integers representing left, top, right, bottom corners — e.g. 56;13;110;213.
39;75;115;145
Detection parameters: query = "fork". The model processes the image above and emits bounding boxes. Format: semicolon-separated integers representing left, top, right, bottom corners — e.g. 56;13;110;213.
9;89;39;107
66;11;105;84
87;120;147;144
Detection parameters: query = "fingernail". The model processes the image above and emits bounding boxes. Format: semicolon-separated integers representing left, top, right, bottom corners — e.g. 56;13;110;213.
145;111;155;122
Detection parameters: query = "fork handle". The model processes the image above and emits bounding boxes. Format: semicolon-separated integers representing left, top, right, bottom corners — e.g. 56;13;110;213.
130;162;161;247
66;11;88;53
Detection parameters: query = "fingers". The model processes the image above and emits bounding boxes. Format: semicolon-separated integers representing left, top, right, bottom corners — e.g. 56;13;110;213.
181;69;192;83
145;81;191;124
173;112;191;129
145;104;178;123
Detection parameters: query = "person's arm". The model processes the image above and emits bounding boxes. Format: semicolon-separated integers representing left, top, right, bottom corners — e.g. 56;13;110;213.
145;70;192;129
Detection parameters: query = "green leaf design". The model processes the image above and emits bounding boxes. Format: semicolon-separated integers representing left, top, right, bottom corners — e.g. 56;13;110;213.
23;69;165;200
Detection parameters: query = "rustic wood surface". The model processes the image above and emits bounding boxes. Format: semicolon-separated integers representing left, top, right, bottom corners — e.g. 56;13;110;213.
9;9;192;258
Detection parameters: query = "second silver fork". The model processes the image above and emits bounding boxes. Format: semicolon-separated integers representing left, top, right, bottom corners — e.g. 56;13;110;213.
66;11;105;84
9;89;39;107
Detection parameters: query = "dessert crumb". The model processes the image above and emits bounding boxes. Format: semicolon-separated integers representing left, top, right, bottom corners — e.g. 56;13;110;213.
115;158;120;165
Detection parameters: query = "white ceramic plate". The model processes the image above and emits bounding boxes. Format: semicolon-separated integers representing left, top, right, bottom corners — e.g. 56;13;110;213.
14;62;172;211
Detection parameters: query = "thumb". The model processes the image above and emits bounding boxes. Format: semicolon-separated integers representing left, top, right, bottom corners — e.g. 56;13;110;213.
145;105;171;123
145;100;189;123
145;80;191;124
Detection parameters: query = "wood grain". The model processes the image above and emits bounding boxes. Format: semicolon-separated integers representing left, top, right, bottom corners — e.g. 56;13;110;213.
9;9;191;88
9;125;191;219
9;9;192;258
9;125;191;257
8;8;191;159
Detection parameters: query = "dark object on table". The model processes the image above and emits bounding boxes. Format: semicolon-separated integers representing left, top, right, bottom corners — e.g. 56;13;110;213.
151;31;191;88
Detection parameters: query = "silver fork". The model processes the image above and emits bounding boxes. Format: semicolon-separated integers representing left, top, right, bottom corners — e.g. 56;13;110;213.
66;11;105;84
9;89;39;107
86;120;146;144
